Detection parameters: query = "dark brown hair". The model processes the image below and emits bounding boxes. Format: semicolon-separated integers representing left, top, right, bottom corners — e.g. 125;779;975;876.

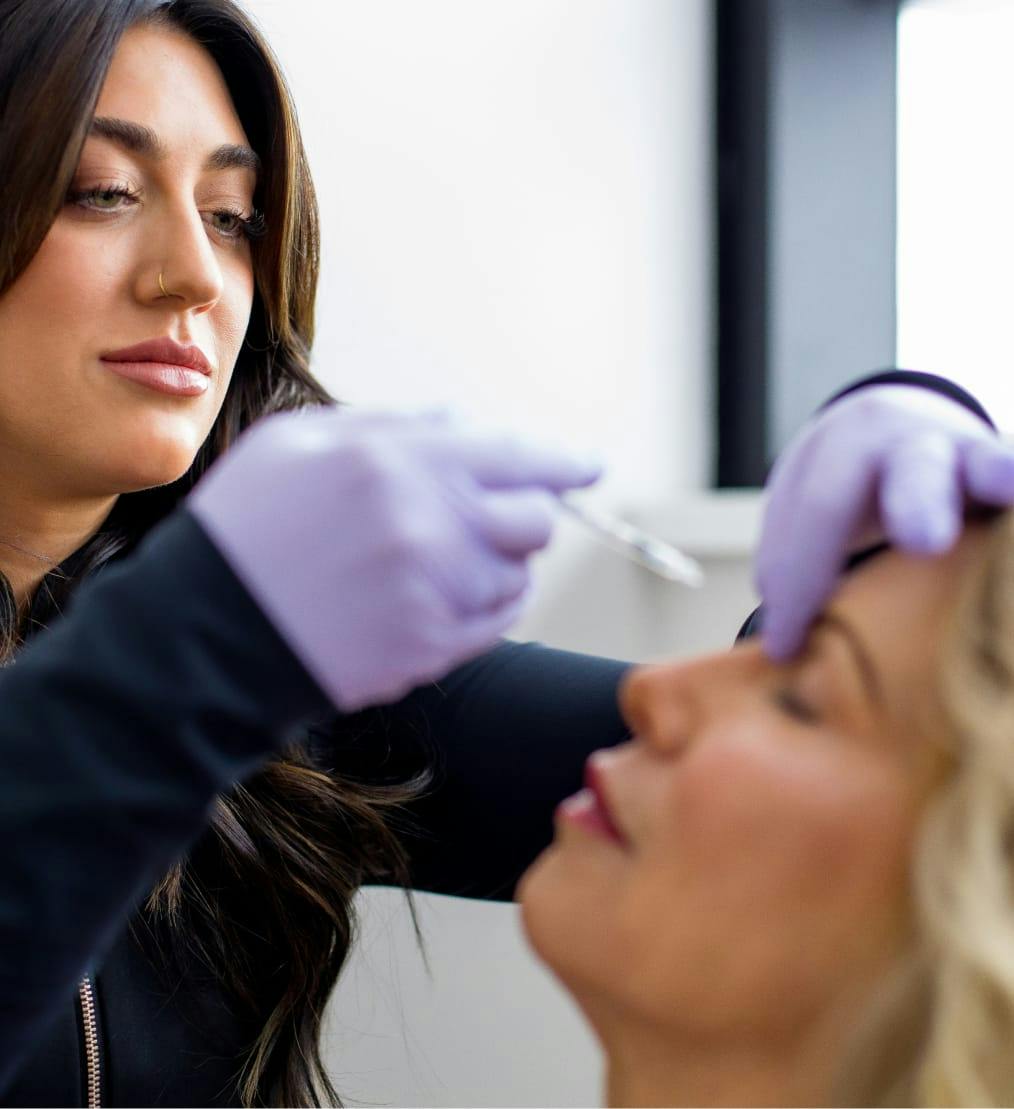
0;1;424;1103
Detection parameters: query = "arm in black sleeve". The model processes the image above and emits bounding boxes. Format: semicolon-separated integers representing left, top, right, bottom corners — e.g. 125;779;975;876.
316;641;632;901
0;509;331;1091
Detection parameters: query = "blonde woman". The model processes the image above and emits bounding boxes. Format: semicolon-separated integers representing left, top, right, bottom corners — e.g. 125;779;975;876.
521;511;1014;1108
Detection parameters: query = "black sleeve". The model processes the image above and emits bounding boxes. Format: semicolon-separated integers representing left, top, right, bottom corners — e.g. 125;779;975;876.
0;509;331;1092
821;368;995;428
314;641;633;901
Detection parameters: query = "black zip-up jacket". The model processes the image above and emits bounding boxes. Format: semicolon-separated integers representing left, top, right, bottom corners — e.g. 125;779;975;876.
0;508;335;1097
0;371;992;1105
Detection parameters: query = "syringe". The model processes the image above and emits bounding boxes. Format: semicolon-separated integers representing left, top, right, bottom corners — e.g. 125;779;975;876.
560;498;705;588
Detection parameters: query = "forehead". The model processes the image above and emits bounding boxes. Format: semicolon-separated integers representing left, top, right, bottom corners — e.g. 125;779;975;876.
829;526;992;735
834;527;989;638
92;23;250;152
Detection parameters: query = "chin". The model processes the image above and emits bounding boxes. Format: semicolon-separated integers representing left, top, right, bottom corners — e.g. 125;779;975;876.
517;850;557;954
122;460;199;492
519;851;627;1043
101;443;203;494
518;846;593;978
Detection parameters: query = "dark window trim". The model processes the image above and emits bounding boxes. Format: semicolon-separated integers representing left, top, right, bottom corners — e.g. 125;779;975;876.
715;0;902;487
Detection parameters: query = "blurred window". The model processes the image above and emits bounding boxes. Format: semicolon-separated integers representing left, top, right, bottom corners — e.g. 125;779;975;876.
896;0;1014;430
715;0;898;485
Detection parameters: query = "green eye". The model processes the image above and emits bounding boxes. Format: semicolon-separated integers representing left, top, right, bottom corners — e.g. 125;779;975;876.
91;189;122;208
67;184;136;212
66;184;267;243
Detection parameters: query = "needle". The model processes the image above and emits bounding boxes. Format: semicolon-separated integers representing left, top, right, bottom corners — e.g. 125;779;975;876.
560;498;705;588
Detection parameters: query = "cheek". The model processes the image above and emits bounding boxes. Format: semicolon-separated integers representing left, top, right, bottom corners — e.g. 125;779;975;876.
670;736;909;873
604;739;919;1035
0;225;123;474
0;221;253;489
669;737;917;911
213;257;255;360
0;223;113;375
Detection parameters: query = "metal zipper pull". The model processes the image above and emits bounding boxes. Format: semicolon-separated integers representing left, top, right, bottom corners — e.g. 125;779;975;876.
77;974;102;1108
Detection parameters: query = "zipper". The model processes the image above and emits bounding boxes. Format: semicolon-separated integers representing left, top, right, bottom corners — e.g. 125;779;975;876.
77;974;102;1108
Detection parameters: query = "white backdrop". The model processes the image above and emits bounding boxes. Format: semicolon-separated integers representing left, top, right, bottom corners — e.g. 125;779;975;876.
240;0;712;502
234;2;727;1105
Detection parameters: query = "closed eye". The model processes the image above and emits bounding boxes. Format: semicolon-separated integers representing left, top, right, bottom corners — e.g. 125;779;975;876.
771;687;821;725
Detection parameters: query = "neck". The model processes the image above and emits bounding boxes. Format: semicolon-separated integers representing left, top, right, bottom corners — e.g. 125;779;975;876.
602;1021;843;1109
0;486;117;615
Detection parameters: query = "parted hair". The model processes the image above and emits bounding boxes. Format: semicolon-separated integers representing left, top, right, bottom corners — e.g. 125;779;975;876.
0;1;423;1103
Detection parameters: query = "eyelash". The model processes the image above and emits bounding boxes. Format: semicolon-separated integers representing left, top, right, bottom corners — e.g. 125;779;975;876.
66;184;268;242
771;687;821;725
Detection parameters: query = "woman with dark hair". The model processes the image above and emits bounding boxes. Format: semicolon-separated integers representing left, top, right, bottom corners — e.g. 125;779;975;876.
0;2;608;1101
2;0;1014;1104
0;1;609;1100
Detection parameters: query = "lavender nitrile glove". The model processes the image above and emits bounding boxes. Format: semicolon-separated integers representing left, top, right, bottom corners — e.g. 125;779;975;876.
187;408;599;711
757;383;1014;660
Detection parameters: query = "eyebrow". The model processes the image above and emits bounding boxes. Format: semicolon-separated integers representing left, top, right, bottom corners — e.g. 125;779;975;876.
812;613;885;709
88;116;261;180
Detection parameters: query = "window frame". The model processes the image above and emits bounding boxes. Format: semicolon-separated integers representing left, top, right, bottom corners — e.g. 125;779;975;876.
715;0;902;486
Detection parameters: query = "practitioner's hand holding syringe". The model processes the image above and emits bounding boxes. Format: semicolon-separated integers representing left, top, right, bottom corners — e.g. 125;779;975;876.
188;407;601;711
0;407;603;1090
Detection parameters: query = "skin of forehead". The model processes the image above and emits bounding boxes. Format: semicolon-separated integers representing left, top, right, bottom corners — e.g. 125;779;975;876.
819;524;992;740
88;24;254;179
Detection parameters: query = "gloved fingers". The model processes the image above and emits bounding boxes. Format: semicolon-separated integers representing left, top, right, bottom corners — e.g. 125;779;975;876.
475;556;530;610
446;591;531;663
754;426;832;575
756;383;1008;664
458;435;603;492
879;431;962;554
757;464;872;662
332;406;452;429
440;550;531;615
962;437;1014;506
474;489;558;554
291;407;431;438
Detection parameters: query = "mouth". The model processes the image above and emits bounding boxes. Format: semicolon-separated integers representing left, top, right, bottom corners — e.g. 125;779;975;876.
99;337;214;398
100;337;213;376
555;757;629;848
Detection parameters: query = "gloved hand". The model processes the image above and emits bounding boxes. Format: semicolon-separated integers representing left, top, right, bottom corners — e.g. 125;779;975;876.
188;408;599;711
756;384;1014;660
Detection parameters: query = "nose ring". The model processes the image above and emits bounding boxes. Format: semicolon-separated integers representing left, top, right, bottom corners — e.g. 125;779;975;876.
158;270;172;298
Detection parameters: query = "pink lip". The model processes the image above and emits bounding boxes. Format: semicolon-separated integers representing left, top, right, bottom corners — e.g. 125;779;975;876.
99;361;210;396
556;759;628;847
100;337;212;376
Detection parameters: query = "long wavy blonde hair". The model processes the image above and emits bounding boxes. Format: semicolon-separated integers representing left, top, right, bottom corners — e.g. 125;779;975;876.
835;510;1014;1107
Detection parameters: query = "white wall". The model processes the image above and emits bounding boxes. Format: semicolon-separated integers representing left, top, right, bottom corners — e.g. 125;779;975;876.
243;0;712;503
236;3;744;1105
